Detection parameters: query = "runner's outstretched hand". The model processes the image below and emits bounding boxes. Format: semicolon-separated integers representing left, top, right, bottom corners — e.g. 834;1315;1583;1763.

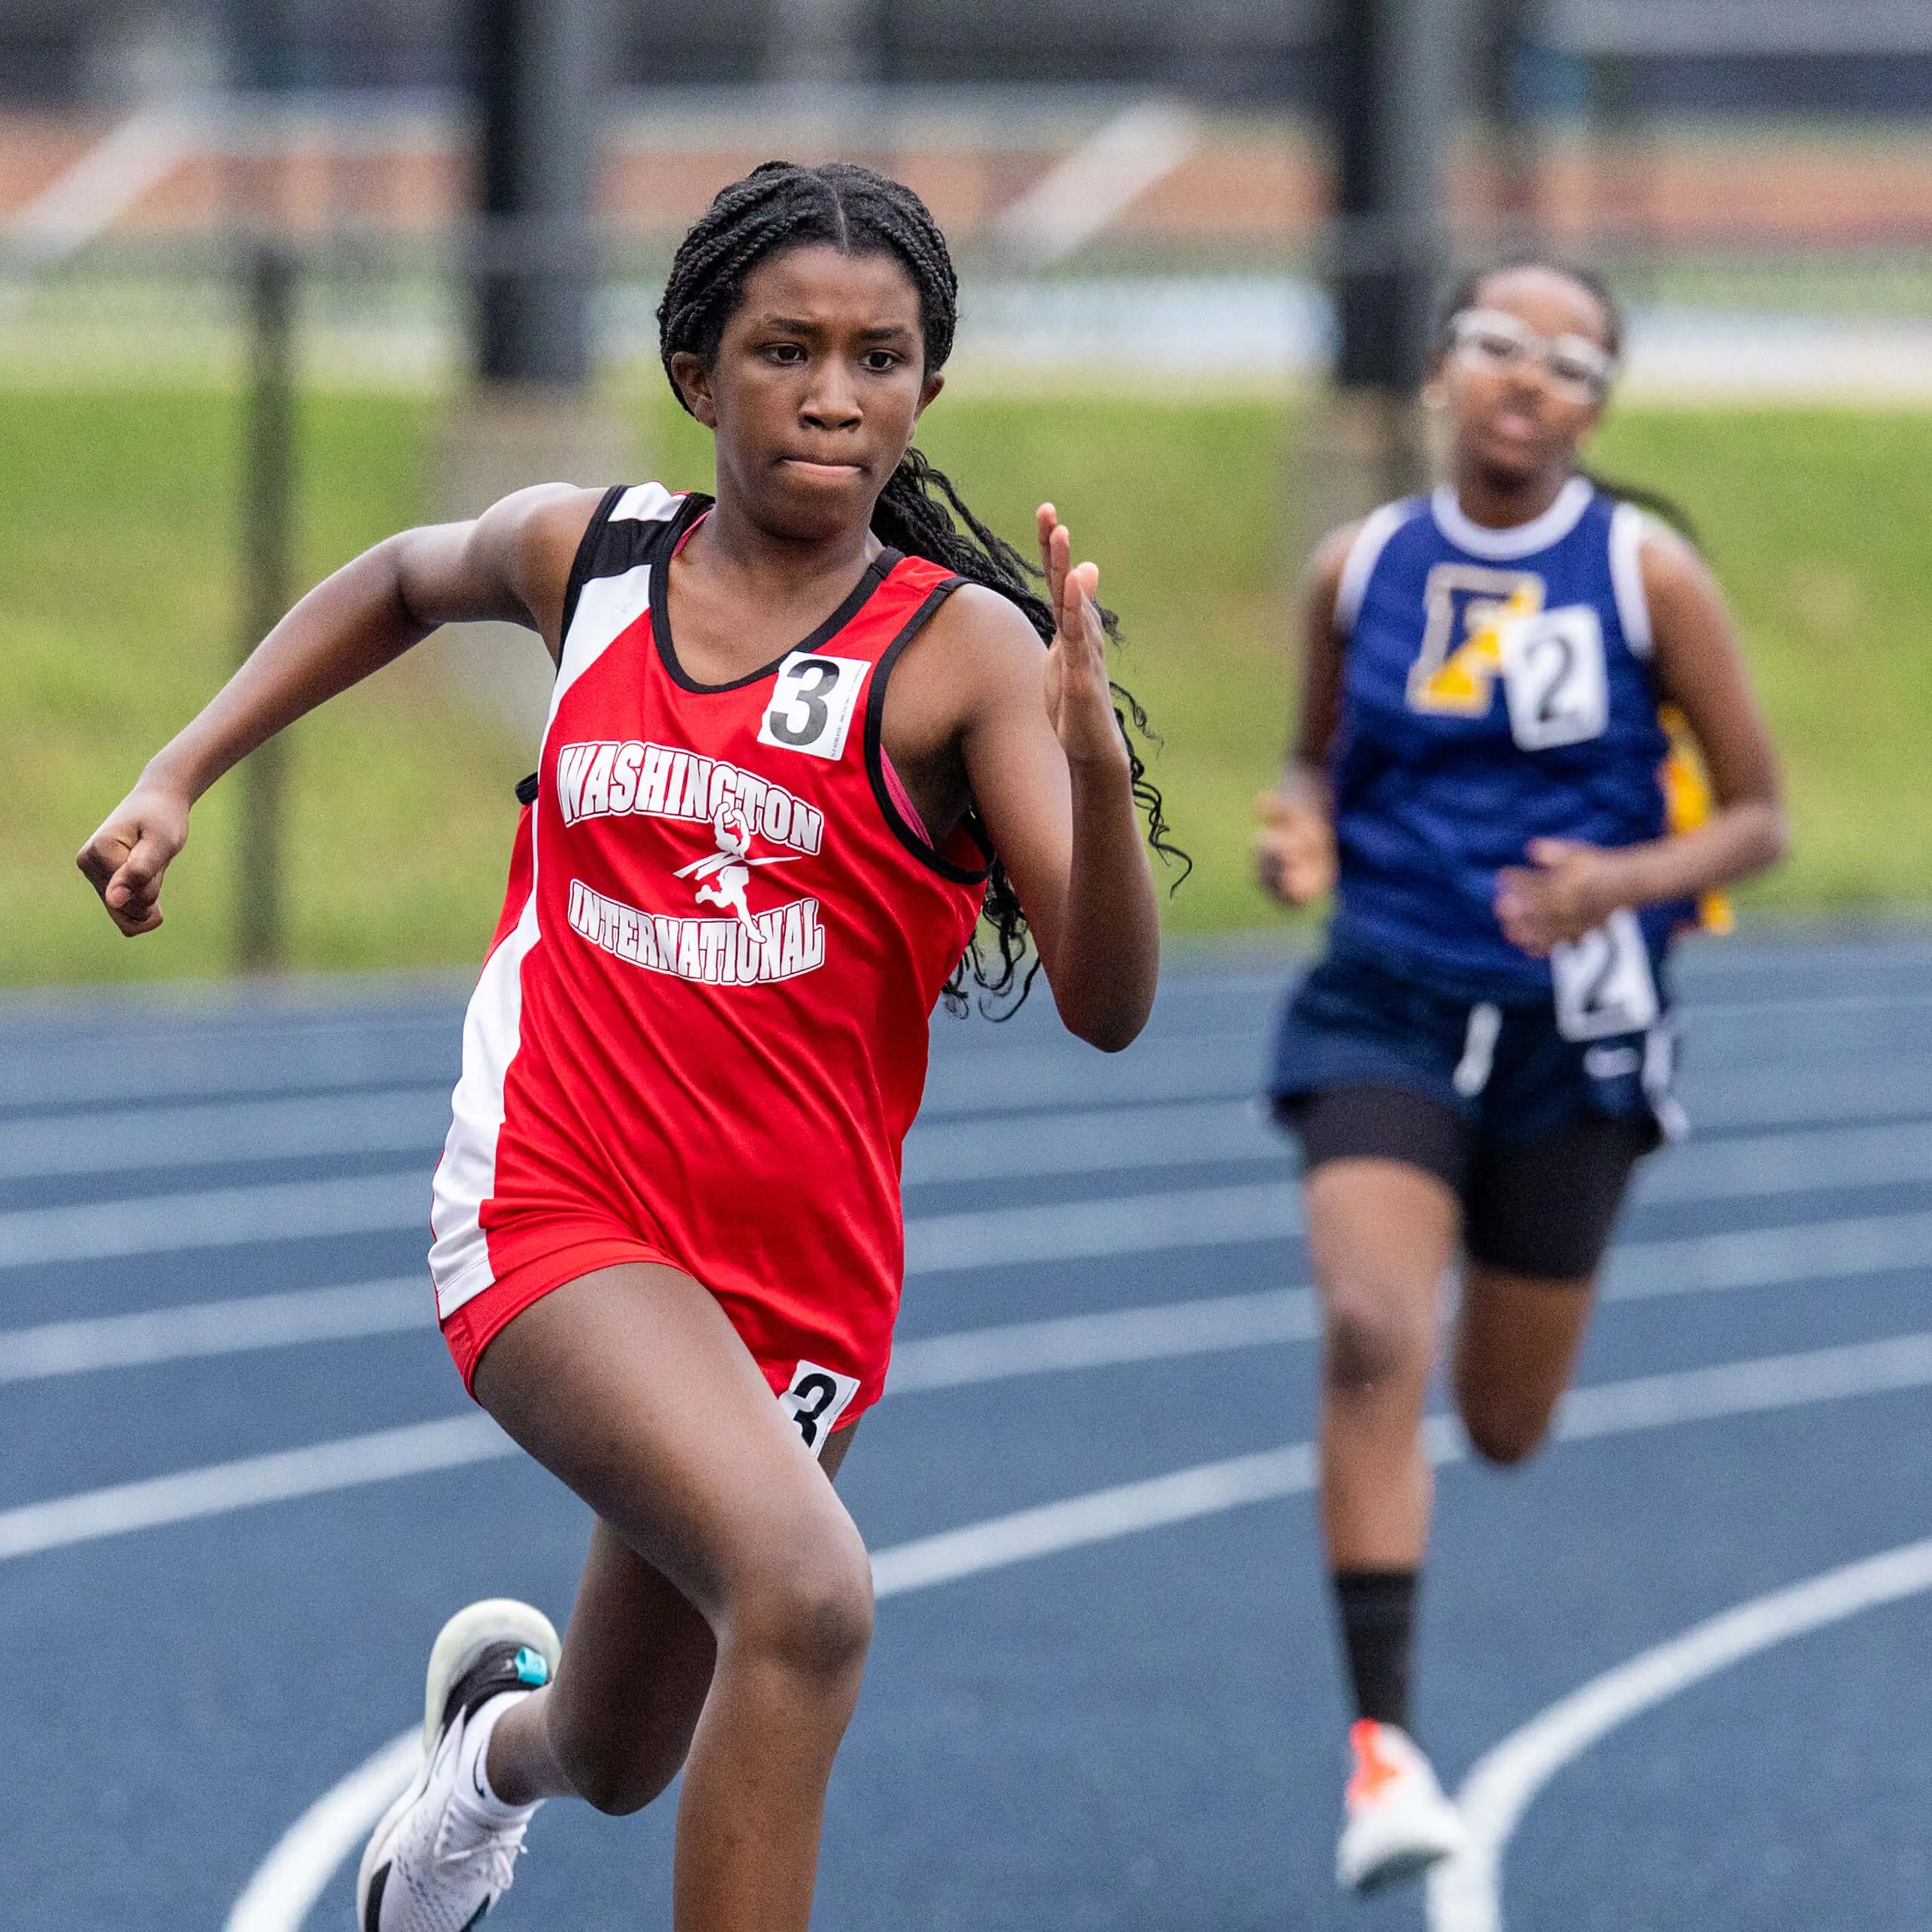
1036;504;1129;776
77;780;190;937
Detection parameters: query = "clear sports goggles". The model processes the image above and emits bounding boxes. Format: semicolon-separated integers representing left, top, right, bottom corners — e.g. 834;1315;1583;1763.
1447;308;1616;401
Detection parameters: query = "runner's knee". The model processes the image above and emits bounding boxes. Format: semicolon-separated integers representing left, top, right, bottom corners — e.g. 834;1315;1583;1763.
1457;1387;1557;1466
731;1523;875;1688
1324;1291;1432;1398
559;1727;681;1817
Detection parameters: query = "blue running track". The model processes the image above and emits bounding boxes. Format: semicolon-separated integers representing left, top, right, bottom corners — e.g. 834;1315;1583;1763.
2;936;1930;1930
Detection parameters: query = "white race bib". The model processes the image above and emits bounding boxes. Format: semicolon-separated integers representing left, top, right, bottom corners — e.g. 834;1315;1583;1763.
1551;909;1660;1041
758;651;869;762
779;1359;861;1457
1500;605;1608;751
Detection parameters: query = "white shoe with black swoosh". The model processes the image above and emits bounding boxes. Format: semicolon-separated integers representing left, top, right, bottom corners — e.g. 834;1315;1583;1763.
355;1600;562;1932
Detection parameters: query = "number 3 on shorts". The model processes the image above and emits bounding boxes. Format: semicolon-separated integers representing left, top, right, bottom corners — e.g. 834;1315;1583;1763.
1551;908;1660;1041
780;1360;862;1457
758;651;870;761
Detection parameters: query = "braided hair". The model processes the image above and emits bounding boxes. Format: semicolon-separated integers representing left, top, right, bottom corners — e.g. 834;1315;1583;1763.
658;160;1189;1014
1438;257;1700;544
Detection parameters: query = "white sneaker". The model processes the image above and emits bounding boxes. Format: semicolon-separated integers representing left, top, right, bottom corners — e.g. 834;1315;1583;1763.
356;1599;563;1932
1335;1720;1468;1894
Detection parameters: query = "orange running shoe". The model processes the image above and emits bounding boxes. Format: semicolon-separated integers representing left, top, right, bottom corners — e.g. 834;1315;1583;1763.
1337;1719;1467;1893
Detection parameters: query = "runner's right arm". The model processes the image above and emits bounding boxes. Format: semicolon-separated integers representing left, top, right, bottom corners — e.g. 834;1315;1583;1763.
77;484;600;937
1254;521;1357;907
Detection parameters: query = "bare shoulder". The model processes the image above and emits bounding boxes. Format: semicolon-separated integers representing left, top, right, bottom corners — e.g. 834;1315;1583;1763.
475;481;608;577
1306;518;1366;603
924;577;1044;645
1310;518;1365;585
875;579;1048;773
1635;515;1715;596
463;483;608;649
1300;518;1365;636
906;579;1045;694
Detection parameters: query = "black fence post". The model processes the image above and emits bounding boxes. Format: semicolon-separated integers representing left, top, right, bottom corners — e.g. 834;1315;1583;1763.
473;0;598;386
1302;0;1465;546
235;242;295;975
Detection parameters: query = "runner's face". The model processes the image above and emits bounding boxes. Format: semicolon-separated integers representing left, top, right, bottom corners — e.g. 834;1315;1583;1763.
684;243;943;543
1434;267;1613;490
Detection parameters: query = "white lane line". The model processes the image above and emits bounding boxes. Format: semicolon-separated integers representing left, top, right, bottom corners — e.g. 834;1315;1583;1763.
904;1180;1300;1274
0;1415;511;1562
1551;1331;1932;1441
0;1172;431;1269
1601;1209;1932;1303
901;1098;1278;1188
11;1035;1932;1182
869;1443;1316;1594
2;1090;1275;1189
15;1128;1932;1275
1636;1118;1932;1204
0;1172;1303;1275
222;1324;1932;1932
0;1281;1312;1392
11;1175;1932;1383
1426;1534;1932;1932
0;1020;456;1111
885;1287;1316;1392
0;1279;429;1383
0;1088;451;1183
23;1060;1932;1275
13;1084;1932;1224
226;1731;421;1932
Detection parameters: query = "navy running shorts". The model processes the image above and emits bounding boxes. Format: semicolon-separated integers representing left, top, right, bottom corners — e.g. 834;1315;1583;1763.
1268;934;1680;1280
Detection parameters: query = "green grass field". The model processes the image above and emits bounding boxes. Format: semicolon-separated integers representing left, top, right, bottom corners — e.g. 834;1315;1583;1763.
3;386;1928;986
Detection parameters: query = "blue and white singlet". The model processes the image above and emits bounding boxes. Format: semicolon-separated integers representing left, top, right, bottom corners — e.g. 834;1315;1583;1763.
1327;476;1694;1014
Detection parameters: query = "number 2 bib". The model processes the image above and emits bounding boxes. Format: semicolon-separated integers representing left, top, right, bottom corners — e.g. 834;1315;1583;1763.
1551;909;1660;1041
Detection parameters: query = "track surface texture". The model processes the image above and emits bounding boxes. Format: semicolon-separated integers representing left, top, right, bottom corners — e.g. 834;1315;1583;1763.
5;935;1930;1930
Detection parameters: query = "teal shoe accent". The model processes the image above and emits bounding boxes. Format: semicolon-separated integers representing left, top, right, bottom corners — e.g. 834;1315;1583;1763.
512;1646;549;1687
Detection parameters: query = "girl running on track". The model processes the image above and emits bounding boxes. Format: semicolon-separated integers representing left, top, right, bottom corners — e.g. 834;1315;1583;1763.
78;162;1175;1932
1254;259;1786;1893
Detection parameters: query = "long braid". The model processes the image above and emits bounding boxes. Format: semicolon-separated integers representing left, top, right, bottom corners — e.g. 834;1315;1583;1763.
659;161;1189;1016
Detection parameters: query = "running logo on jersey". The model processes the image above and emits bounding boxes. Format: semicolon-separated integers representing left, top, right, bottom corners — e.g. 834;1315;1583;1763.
674;797;799;937
554;740;825;857
1407;566;1545;716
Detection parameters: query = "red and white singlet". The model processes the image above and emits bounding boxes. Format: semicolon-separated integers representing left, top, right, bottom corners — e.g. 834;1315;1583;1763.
429;484;991;1448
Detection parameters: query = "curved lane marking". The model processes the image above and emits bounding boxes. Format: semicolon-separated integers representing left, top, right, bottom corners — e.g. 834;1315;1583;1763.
225;1445;1324;1932
0;1281;1314;1388
222;1328;1932;1932
1426;1534;1932;1932
11;1072;1932;1196
226;1731;420;1932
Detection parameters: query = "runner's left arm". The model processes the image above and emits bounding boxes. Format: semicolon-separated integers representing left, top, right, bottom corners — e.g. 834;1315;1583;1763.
1495;526;1788;956
938;509;1160;1052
